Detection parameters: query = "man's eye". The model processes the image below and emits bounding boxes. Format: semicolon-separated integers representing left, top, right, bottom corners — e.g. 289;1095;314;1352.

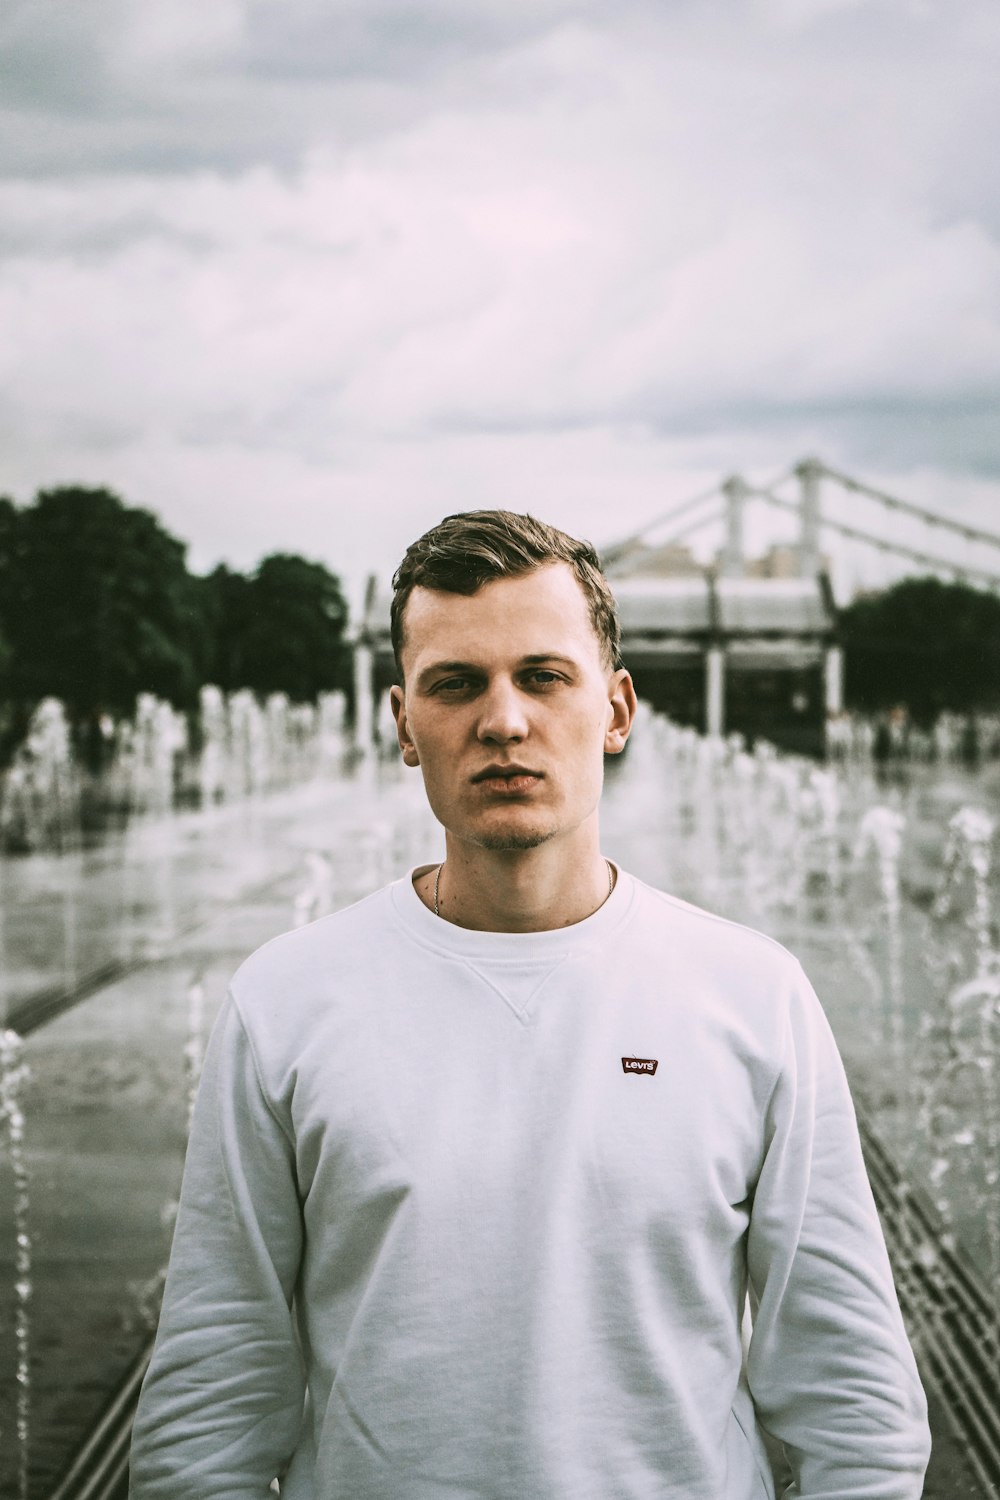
528;671;561;686
436;677;473;693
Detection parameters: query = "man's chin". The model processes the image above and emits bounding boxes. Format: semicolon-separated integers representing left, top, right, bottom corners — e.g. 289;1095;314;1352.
476;829;555;852
466;812;557;853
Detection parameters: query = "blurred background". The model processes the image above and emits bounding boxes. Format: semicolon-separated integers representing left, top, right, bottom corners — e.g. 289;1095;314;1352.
1;1;999;1496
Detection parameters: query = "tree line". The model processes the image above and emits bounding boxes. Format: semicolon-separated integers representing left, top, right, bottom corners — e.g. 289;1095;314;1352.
1;483;998;767
839;576;1000;723
0;485;350;765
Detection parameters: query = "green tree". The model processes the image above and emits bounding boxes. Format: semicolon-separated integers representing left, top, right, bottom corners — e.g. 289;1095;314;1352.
0;496;19;684
195;564;257;694
0;496;22;761
236;553;349;701
5;486;202;717
0;486;352;741
841;576;1000;721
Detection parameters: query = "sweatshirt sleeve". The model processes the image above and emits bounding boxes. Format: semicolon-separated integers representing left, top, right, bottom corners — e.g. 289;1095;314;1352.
744;964;931;1500
129;991;305;1498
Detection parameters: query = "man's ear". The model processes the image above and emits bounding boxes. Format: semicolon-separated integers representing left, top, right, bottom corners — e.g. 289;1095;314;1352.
604;669;637;755
390;685;420;766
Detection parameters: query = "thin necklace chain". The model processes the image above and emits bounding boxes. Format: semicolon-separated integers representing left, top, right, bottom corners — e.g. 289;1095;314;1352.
433;858;615;919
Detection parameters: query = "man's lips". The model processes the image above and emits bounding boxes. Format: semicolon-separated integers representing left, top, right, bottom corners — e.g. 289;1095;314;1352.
471;766;544;793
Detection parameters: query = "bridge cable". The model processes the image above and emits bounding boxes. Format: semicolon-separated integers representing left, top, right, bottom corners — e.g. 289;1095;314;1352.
748;486;1000;591
602;462;801;560
752;464;800;495
601;482;721;560
658;505;726;548
817;462;1000;552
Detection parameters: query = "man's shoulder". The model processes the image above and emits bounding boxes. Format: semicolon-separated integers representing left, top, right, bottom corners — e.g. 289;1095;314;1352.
628;875;807;986
624;877;821;1052
229;878;398;1003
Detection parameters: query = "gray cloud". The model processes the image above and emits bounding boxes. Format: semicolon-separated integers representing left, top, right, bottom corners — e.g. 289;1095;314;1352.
3;0;990;179
0;0;612;176
635;393;1000;478
0;0;998;584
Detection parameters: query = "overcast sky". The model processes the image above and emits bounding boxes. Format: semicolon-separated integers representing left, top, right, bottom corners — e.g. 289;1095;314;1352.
2;0;999;604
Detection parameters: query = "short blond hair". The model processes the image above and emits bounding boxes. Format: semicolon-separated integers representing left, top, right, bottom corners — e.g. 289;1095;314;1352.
391;510;621;678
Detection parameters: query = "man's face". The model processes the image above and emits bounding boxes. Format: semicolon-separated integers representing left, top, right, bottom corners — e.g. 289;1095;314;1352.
390;563;634;853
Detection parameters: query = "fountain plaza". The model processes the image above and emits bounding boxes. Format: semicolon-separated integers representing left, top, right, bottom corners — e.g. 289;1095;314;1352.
0;694;998;1498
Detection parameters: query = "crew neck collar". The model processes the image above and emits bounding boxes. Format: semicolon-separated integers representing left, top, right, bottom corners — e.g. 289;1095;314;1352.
390;861;635;960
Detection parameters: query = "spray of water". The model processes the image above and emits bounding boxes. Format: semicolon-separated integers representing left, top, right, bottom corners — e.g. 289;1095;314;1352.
1;1029;31;1500
931;808;1000;1323
854;805;907;1055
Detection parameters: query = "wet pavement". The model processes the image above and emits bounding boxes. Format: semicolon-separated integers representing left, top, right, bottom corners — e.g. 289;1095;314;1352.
1;742;996;1496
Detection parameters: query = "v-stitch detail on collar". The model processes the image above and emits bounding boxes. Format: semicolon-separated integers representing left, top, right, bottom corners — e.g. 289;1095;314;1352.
460;953;574;1024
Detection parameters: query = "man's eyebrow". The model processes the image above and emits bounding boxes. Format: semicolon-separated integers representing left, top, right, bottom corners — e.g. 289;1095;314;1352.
414;653;577;687
415;659;481;687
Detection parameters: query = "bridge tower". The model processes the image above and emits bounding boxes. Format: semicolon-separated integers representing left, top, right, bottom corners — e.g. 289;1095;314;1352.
719;475;748;578
794;456;843;723
796;456;822;578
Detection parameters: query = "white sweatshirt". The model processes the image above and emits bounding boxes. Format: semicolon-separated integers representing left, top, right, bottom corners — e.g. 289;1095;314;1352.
129;866;930;1499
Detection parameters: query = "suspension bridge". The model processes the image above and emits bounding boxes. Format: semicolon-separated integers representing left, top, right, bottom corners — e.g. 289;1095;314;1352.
601;456;1000;593
353;458;1000;757
598;458;1000;754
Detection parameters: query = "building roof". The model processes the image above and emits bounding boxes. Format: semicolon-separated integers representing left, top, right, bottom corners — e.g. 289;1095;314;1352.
715;577;831;634
356;570;835;654
612;577;713;634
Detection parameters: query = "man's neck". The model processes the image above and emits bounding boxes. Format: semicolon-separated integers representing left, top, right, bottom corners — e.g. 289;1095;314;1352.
416;831;614;933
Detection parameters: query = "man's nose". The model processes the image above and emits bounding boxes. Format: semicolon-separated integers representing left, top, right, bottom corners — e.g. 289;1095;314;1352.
476;679;529;743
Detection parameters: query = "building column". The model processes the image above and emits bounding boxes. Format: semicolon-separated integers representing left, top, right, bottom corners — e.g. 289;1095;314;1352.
706;646;726;737
824;644;844;715
353;640;375;750
720;475;748;577
795;456;822;577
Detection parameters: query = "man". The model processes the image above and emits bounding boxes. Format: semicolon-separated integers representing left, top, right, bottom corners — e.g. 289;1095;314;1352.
130;511;930;1498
